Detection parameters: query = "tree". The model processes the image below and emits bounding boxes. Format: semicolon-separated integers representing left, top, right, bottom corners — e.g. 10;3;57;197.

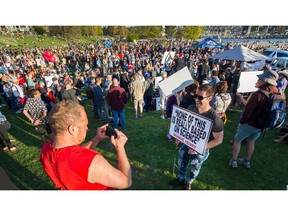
165;26;178;38
129;26;163;39
48;26;81;37
81;26;103;36
32;26;47;35
179;26;205;41
104;26;128;37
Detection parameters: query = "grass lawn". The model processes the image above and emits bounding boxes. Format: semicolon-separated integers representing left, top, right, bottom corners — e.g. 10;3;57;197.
0;97;287;190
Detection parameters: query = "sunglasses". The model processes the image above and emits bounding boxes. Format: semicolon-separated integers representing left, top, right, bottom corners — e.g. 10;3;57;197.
194;94;210;101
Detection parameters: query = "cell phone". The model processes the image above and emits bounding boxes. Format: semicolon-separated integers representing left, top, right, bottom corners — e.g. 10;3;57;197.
105;126;117;138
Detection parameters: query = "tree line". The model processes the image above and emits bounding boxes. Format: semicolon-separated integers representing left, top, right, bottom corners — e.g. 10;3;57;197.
32;26;205;41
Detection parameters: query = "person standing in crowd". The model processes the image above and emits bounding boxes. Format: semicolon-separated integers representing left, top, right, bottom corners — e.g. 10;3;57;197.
166;91;181;141
159;71;168;120
277;70;288;100
143;73;153;112
107;75;128;130
93;77;111;122
180;81;199;109
0;111;16;151
210;81;232;124
230;70;279;169
130;72;145;119
197;59;210;85
40;100;132;190
169;84;224;190
23;89;53;144
61;80;80;104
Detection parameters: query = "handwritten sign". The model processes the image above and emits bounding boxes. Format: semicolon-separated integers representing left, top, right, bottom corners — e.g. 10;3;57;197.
169;105;213;155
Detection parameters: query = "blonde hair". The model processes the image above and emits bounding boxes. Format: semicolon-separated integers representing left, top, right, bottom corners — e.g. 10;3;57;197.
48;100;85;135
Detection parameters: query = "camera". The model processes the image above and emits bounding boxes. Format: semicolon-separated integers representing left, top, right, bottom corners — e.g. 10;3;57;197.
105;125;117;138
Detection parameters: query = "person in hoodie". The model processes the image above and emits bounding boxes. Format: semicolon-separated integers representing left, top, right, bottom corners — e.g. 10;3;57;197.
210;81;232;124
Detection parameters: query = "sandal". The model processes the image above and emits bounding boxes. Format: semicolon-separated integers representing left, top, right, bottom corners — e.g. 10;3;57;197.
2;146;8;151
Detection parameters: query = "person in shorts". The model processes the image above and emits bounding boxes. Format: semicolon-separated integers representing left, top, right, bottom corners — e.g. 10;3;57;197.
23;88;53;144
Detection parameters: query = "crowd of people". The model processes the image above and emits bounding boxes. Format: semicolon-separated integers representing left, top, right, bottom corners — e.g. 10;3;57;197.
0;38;287;190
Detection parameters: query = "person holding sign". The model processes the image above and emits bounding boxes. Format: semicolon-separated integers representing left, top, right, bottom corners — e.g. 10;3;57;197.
229;70;279;169
169;84;224;190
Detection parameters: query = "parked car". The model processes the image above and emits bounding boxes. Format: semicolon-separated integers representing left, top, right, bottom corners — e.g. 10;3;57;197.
262;49;288;63
270;57;288;71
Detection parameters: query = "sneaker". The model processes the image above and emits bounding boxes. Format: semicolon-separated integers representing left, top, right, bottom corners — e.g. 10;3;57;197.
184;182;192;190
161;115;165;120
16;110;22;114
237;158;251;169
229;159;238;168
169;178;185;186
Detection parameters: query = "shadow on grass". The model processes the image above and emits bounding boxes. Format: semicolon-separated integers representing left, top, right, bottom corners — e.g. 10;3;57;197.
0;151;56;190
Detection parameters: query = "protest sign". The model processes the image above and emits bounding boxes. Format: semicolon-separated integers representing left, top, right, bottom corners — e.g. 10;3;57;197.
161;51;175;65
237;71;263;93
158;66;193;97
154;76;162;89
169;105;213;155
44;75;54;87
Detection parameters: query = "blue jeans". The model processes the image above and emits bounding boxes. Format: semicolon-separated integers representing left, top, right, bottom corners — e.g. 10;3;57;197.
177;144;210;184
111;109;126;130
98;102;110;121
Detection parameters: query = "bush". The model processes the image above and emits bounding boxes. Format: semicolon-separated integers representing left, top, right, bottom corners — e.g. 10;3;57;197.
127;33;139;42
32;26;46;35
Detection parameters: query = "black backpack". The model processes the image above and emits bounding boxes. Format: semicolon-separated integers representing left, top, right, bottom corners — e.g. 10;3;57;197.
258;90;286;132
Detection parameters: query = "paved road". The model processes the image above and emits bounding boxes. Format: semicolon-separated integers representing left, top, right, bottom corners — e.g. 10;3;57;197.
0;166;18;190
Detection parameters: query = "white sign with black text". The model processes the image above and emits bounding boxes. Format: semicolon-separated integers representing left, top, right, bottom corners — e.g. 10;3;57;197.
169;105;213;155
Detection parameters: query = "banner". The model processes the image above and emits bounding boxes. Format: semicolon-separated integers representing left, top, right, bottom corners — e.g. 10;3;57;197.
158;66;193;97
169;105;213;155
161;51;175;65
237;71;263;93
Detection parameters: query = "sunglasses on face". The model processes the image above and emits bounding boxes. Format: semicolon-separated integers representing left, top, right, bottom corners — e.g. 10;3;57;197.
194;94;210;101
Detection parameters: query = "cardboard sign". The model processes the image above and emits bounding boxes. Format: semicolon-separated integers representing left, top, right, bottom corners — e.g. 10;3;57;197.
158;66;193;97
161;51;175;65
169;105;213;155
237;71;263;93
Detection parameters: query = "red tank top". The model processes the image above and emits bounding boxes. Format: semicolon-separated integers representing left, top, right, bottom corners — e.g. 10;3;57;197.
40;141;112;190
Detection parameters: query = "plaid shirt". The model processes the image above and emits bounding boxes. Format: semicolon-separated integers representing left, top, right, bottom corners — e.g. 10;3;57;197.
24;98;48;124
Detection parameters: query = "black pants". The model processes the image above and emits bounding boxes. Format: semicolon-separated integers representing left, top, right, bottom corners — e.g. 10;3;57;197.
0;124;13;149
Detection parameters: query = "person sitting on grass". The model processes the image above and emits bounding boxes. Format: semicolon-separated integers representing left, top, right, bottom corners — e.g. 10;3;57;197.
0;111;16;151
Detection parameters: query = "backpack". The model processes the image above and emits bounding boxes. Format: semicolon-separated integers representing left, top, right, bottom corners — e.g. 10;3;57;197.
258;90;286;132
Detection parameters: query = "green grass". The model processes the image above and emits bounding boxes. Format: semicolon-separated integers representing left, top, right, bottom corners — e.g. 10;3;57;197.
0;35;101;49
1;98;287;190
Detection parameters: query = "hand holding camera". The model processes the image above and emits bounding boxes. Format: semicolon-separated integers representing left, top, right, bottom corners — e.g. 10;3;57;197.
105;125;117;138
